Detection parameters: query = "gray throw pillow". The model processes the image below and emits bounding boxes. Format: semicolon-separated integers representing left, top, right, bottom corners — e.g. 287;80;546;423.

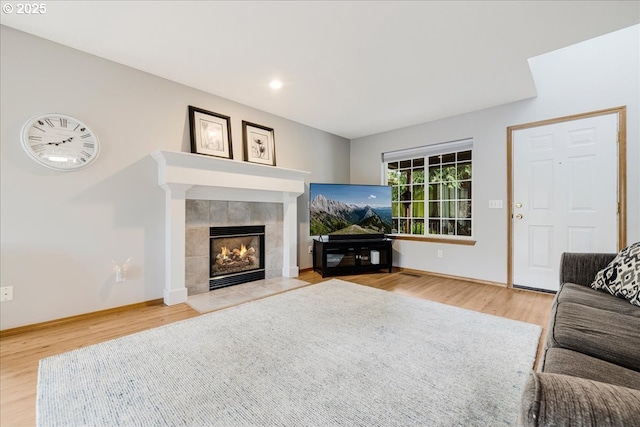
591;242;640;306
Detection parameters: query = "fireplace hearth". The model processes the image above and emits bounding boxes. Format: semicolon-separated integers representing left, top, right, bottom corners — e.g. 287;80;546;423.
210;225;265;290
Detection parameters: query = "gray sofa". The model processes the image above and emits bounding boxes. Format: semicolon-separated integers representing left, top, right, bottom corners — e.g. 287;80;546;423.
518;252;640;426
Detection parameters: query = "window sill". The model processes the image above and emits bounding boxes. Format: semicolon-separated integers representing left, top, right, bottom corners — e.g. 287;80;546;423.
389;235;476;246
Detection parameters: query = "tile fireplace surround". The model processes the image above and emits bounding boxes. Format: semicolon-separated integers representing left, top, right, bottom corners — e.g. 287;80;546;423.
186;201;279;295
151;150;309;305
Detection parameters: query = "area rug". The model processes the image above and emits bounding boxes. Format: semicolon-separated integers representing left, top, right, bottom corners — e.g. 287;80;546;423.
37;279;541;426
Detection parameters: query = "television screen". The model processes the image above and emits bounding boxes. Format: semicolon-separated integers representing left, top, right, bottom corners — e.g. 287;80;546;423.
310;183;393;236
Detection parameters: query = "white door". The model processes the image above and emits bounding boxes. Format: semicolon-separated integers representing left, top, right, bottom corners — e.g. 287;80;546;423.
512;113;618;291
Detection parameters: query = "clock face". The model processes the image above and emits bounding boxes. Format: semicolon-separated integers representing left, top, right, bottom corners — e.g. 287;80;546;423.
21;113;100;171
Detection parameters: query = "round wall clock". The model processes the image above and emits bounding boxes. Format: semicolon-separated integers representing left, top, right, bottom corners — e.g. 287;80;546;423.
20;113;100;171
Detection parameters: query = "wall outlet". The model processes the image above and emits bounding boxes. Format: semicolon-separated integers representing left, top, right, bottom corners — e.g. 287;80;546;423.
308;245;313;254
437;250;443;258
1;286;14;302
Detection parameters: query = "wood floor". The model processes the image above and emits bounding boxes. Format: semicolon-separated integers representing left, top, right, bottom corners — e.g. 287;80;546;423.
0;269;554;427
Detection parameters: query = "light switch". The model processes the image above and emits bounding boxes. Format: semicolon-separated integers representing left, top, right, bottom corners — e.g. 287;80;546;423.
489;200;503;209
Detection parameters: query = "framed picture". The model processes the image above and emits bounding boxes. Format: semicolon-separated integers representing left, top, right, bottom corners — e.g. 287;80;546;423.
188;106;232;159
242;121;276;166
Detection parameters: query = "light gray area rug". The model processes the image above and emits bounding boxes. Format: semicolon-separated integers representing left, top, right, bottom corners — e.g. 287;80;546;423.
37;279;541;426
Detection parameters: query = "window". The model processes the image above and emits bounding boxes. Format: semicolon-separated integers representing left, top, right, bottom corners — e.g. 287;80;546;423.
384;139;472;238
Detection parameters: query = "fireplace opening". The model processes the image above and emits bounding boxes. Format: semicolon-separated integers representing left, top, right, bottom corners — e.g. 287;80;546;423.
210;225;265;290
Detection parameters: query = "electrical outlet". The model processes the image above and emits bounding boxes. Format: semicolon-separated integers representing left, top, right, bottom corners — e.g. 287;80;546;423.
437;250;443;258
308;245;313;254
1;286;13;302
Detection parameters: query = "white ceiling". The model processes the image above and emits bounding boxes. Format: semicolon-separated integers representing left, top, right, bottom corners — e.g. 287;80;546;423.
2;1;639;139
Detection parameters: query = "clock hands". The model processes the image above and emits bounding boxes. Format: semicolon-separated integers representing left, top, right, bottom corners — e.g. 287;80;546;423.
46;137;74;146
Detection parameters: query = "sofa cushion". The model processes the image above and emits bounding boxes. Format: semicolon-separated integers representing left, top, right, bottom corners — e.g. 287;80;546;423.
558;283;640;318
560;252;617;287
542;347;640;390
591;241;640;306
518;372;640;427
547;302;640;372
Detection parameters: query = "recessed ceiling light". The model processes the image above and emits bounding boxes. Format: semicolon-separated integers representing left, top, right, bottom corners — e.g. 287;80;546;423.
269;79;283;90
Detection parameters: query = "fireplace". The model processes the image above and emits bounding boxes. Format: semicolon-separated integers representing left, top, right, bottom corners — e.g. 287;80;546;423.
151;150;308;305
210;225;266;290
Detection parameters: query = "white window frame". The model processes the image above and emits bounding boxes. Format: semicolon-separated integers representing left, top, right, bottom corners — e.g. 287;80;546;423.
382;138;474;243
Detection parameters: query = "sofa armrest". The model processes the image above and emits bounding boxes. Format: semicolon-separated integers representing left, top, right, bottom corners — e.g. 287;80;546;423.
559;252;616;287
519;372;640;427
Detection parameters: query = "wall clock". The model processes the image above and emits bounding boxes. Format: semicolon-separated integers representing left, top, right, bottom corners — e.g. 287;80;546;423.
20;113;100;171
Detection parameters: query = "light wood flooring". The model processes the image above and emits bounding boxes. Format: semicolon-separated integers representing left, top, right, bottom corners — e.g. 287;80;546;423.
0;269;554;427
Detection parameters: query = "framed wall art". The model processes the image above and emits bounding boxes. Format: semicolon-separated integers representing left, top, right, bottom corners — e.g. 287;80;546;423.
242;121;276;166
188;106;233;159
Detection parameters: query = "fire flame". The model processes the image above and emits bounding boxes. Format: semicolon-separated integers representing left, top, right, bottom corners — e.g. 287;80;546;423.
220;244;247;258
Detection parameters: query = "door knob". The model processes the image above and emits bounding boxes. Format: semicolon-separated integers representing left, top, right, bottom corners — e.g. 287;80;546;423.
515;214;523;219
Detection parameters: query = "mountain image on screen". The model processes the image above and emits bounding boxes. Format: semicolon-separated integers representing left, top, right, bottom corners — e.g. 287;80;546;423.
310;193;392;236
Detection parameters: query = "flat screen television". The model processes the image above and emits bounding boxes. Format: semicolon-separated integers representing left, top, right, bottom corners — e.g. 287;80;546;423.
309;183;393;237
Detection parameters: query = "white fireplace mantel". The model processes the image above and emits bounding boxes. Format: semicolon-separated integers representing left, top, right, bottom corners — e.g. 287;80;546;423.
151;150;309;305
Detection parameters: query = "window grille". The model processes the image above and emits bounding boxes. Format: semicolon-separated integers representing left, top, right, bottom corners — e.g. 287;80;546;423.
383;139;472;238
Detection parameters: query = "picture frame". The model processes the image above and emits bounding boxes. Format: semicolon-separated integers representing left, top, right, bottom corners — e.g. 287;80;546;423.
242;121;276;166
188;106;233;159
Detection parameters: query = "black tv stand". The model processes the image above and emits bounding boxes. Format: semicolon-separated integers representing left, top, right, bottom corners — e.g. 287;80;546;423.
313;237;393;278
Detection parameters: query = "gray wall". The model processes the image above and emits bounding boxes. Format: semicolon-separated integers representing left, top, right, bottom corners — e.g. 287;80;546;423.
3;23;637;329
350;25;640;284
0;26;349;329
